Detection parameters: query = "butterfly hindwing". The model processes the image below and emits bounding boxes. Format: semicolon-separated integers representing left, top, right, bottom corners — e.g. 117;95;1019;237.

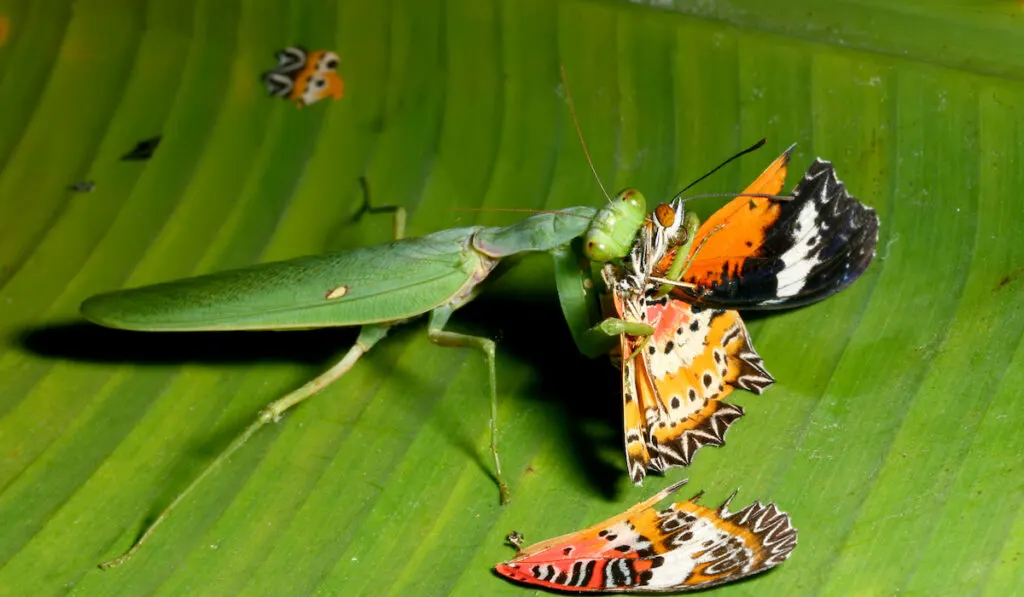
644;302;772;473
495;480;798;593
612;267;774;484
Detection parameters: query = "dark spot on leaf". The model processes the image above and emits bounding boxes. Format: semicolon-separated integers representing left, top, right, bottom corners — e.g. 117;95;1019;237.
121;136;162;161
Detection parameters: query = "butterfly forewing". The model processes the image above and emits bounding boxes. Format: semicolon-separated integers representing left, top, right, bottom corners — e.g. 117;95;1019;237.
665;150;879;309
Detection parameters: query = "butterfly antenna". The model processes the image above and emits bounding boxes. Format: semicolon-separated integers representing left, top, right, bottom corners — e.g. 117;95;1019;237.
678;192;792;202
560;64;612;204
671;137;767;202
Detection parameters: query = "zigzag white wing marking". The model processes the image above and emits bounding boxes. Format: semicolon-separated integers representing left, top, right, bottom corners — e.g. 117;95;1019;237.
272;46;307;74
263;71;294;97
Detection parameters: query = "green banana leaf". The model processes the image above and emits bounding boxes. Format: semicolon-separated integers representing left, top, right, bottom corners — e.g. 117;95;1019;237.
1;0;1022;595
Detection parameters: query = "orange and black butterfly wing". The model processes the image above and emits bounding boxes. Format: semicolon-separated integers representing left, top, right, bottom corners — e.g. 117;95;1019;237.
639;297;772;478
495;481;798;592
614;279;773;484
663;147;879;309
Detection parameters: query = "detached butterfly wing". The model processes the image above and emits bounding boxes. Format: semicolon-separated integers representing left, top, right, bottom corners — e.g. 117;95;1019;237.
495;480;797;593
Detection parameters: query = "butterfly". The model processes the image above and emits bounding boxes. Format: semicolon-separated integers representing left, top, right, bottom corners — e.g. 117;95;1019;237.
262;46;344;108
607;146;879;484
495;479;797;593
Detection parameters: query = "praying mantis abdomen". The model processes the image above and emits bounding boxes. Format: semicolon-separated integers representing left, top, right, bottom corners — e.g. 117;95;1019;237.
81;226;492;331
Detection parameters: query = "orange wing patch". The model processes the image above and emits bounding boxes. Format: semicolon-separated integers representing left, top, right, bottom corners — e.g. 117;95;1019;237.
289;70;344;108
495;480;797;592
657;146;792;289
287;50;345;108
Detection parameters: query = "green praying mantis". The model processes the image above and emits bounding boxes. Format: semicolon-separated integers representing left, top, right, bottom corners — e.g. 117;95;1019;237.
83;158;694;570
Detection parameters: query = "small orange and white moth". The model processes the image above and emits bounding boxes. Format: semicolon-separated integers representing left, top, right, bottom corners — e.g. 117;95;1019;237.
495;480;797;593
262;46;344;108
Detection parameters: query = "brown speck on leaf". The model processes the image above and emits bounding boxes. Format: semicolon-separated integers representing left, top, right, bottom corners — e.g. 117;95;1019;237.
995;268;1022;291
